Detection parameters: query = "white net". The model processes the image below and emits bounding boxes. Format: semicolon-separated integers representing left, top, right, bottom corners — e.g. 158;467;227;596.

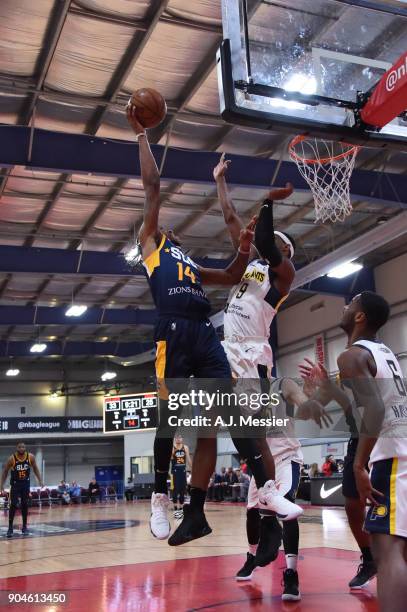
289;137;360;223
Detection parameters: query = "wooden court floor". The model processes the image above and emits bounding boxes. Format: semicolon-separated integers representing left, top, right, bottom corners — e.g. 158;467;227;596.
0;501;378;611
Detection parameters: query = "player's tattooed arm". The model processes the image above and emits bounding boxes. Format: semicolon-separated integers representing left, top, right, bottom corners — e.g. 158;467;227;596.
0;456;13;491
214;153;244;250
30;454;44;488
338;348;385;504
199;217;256;285
126;103;162;258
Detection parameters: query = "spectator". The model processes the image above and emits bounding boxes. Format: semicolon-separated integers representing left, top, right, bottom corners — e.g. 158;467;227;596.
58;480;68;494
239;470;250;501
213;469;225;502
69;481;81;504
229;469;239;501
309;463;320;478
88;478;101;503
61;490;70;505
322;455;337;477
239;459;248;474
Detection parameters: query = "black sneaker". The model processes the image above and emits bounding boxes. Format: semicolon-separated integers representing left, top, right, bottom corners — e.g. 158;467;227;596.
236;553;257;581
348;558;377;589
6;528;13;539
168;504;212;546
282;569;301;601
21;527;29;536
254;515;282;567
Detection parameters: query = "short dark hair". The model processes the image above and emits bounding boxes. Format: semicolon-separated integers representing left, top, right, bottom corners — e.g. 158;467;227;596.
359;291;390;331
16;441;25;446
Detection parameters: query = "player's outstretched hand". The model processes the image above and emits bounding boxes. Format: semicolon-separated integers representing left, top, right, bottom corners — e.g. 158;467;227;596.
308;401;333;428
126;101;146;136
268;182;294;201
354;465;384;506
213;152;231;181
299;357;328;386
239;216;257;252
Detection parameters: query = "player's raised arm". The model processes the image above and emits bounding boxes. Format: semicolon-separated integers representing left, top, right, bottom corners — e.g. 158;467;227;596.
199;217;256;286
126;103;162;256
214;153;244;250
255;184;295;296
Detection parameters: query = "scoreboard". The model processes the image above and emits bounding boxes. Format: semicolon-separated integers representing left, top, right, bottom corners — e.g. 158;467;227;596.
103;392;158;433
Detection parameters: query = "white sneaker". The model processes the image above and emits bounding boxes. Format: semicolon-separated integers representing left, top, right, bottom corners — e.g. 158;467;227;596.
258;480;303;521
150;493;171;539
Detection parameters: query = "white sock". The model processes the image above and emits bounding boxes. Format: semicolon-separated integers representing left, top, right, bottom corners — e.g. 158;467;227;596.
285;554;298;571
249;544;258;556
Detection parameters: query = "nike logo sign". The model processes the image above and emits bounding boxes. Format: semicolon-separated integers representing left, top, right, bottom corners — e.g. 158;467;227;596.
320;483;342;499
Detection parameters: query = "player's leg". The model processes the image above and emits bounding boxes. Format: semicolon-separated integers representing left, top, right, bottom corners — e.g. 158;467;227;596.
151;318;192;539
168;436;216;546
236;477;262;581
371;534;406;612
7;486;18;538
364;457;407;609
168;321;230;546
20;485;30;535
342;450;376;588
279;462;302;602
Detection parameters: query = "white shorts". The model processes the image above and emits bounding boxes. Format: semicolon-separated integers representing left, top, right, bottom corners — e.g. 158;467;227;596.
365;457;407;539
247;459;302;509
222;339;273;379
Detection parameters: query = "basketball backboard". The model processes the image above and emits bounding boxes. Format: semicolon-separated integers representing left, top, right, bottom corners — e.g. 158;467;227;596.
217;0;407;148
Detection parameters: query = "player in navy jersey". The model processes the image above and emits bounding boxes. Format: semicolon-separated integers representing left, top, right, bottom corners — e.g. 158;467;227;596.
126;103;301;543
1;441;43;537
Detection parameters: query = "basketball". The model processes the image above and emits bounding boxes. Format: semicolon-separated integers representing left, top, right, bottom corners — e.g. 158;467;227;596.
129;88;167;128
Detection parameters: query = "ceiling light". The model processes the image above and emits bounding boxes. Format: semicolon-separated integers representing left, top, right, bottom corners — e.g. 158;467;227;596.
125;243;142;265
49;391;59;399
30;342;47;353
101;371;117;382
65;304;88;317
327;261;363;279
6;368;20;377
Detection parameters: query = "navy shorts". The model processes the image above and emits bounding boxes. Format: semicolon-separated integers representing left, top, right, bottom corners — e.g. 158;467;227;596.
154;317;231;380
364;458;407;538
10;482;30;506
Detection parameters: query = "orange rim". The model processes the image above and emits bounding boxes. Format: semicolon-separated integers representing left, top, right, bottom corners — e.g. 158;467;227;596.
289;134;361;165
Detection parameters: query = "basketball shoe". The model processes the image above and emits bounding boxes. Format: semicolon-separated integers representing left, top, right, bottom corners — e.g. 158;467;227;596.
258;480;303;520
150;492;170;539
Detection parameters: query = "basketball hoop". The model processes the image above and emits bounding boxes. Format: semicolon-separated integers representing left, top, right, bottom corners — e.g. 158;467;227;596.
289;136;360;223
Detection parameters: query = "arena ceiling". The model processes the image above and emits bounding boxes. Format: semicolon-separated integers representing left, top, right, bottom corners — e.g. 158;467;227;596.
0;0;406;362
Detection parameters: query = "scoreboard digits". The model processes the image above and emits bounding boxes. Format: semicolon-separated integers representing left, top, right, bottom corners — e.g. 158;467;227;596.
103;392;158;433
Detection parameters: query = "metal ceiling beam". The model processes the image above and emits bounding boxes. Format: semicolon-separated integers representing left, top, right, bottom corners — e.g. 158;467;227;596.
68;177;128;249
24;173;70;247
293;211;407;288
7;126;407;206
0;305;157;326
2;126;406;207
0;340;154;358
85;0;170;135
19;0;72;125
149;0;263;143
0;244;227;277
